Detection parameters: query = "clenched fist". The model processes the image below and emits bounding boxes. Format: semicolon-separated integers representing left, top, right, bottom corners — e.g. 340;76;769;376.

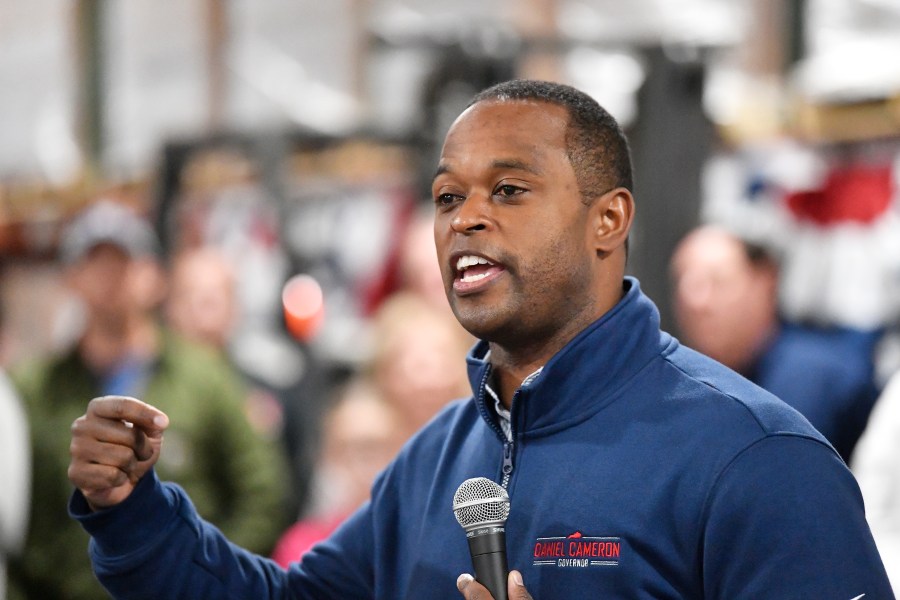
69;395;169;511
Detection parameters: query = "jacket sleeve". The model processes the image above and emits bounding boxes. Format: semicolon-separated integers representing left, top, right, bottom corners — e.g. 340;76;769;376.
70;470;375;599
701;434;895;599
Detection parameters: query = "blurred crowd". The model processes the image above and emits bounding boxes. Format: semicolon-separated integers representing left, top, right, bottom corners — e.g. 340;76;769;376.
672;133;900;591
0;187;474;599
2;60;900;600
3;133;900;596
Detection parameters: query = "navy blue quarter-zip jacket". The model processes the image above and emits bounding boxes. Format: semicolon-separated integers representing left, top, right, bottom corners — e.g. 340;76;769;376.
71;278;893;599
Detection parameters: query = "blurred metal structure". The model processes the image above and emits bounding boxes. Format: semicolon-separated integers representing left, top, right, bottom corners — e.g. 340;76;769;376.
3;0;900;343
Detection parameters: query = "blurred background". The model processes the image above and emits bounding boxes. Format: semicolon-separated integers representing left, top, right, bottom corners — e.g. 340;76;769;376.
2;0;900;364
2;0;900;362
3;0;900;595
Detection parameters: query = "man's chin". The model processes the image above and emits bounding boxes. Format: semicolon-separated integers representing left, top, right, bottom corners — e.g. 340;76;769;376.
451;308;510;343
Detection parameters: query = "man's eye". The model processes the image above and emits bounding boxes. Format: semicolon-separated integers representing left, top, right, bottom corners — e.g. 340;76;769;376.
495;185;522;197
435;193;461;206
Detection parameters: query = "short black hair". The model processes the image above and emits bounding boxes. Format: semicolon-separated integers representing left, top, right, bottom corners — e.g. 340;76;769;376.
469;79;634;204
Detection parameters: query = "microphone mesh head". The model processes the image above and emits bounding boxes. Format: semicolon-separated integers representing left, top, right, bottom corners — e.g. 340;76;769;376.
452;477;510;529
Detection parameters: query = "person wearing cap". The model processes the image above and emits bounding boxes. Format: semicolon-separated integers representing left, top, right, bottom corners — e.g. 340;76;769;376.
8;200;290;600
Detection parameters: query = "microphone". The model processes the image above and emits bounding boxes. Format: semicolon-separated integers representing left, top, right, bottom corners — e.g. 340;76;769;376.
452;477;510;600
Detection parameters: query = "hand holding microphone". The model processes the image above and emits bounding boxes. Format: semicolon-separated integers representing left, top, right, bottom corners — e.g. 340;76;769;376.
453;477;533;600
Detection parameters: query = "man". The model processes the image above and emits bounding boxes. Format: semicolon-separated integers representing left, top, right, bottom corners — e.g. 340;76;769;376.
67;81;892;598
14;200;289;600
670;224;882;462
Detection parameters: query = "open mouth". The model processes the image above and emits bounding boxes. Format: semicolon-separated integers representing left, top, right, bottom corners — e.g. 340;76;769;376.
457;255;495;282
454;254;505;290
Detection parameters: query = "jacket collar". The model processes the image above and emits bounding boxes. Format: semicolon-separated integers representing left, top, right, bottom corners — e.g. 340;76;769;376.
465;277;670;436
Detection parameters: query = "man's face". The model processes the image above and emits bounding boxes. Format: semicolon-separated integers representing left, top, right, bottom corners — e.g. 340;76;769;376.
670;228;777;371
68;243;132;318
431;100;598;346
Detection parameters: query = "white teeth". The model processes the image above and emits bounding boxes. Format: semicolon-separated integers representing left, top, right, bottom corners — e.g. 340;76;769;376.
460;271;490;283
455;255;494;271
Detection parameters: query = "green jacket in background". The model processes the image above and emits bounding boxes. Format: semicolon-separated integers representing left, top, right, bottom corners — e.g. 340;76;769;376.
8;330;291;600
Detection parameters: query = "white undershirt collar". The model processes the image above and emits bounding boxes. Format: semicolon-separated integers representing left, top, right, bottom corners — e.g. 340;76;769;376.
483;350;543;442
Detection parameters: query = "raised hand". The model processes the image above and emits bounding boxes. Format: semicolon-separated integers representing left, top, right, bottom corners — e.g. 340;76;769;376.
69;395;169;511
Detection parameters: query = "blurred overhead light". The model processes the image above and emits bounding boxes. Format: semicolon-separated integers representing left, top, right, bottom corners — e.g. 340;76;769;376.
560;0;748;48
35;101;82;186
793;39;900;103
229;40;360;134
566;47;645;127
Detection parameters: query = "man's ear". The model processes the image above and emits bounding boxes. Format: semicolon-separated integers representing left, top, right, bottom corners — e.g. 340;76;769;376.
590;187;634;255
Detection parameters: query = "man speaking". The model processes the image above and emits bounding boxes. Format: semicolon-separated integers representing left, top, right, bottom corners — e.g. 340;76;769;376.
68;80;893;599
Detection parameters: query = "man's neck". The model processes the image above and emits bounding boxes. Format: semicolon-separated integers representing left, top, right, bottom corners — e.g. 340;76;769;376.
488;347;546;410
484;278;628;408
80;316;160;374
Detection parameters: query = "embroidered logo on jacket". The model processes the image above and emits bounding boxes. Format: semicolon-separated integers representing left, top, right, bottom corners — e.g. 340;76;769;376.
532;531;621;568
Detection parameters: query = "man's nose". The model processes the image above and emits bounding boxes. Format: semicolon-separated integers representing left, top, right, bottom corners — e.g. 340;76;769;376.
450;194;491;234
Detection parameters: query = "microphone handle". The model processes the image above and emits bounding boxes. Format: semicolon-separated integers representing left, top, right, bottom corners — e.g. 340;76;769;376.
467;528;509;600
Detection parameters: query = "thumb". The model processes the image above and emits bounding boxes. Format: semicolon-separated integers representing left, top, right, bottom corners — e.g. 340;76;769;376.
508;571;534;600
126;404;168;462
133;422;166;463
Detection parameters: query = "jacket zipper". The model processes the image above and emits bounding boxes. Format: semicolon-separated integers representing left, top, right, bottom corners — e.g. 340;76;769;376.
475;366;517;490
500;388;523;490
501;440;514;489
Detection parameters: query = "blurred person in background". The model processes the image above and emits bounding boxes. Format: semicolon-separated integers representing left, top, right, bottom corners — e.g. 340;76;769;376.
0;290;30;600
164;244;314;517
271;376;403;567
368;291;471;441
164;245;284;439
9;200;289;600
670;224;881;463
852;368;900;593
164;245;237;351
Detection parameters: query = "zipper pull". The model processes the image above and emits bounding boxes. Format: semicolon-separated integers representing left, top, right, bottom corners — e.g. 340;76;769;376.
501;441;514;488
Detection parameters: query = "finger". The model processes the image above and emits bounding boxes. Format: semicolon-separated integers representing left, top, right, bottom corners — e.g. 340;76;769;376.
71;412;160;465
508;571;534;600
72;412;148;449
69;461;137;511
456;573;493;599
131;427;160;463
70;436;138;472
87;396;169;438
67;461;130;494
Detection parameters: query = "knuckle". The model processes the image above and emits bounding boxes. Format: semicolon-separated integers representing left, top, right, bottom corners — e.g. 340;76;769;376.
110;444;135;468
111;468;128;487
107;397;125;419
70;415;86;434
92;395;124;418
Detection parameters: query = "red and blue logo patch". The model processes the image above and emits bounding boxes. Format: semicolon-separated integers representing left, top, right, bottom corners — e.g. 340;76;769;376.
532;531;621;568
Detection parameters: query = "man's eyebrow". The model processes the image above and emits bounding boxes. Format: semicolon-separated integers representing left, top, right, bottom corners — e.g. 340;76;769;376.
433;159;543;181
491;159;543;175
433;164;451;180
